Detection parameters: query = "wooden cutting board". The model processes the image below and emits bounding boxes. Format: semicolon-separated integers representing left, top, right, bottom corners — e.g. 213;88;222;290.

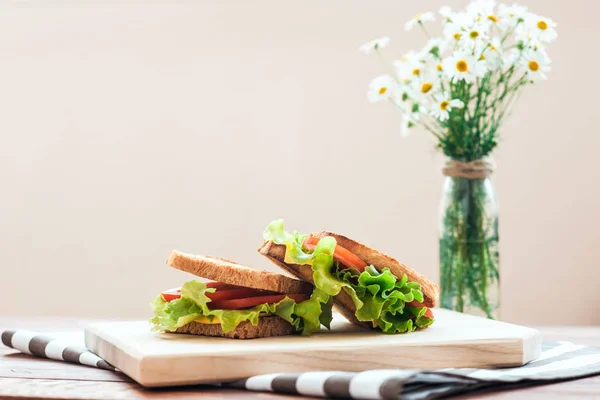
85;309;541;387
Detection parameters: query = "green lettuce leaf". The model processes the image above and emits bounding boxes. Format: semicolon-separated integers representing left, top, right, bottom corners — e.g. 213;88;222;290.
264;219;312;264
263;219;434;334
150;280;331;336
333;266;429;333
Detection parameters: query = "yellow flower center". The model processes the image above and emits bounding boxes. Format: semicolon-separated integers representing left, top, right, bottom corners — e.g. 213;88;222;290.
454;33;461;40
488;15;498;22
413;13;422;20
490;44;497;51
476;15;481;21
528;60;539;71
479;54;486;60
440;101;450;110
412;68;420;76
537;20;548;30
421;82;433;93
378;86;387;95
470;30;479;39
436;63;443;71
456;60;468;72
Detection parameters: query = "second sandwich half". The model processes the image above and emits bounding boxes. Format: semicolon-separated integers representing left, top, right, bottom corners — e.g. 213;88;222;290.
260;219;439;334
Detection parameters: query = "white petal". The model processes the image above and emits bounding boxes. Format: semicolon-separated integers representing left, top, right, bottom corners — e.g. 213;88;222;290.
439;6;452;17
450;99;464;108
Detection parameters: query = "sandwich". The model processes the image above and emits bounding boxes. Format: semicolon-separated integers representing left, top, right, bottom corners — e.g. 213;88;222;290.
259;219;439;334
150;250;333;339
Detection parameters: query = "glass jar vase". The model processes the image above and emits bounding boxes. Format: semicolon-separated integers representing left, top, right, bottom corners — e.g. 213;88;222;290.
439;160;500;319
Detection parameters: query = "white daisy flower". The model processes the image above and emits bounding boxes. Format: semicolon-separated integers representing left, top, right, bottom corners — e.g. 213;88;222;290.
405;11;435;31
443;12;471;43
465;1;503;32
421;37;448;58
359;36;391;54
406;70;441;105
367;75;398;102
523;13;558;43
392;87;413;108
480;37;504;68
397;50;419;64
466;0;497;17
444;24;462;43
480;10;502;29
498;3;528;25
394;51;425;81
523;39;551;65
482;13;501;28
457;21;489;51
520;50;551;80
431;95;464;121
443;51;488;83
434;59;445;74
417;80;436;96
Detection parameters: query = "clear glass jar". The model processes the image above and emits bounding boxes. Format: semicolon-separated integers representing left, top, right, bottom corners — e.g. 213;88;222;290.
439;174;500;319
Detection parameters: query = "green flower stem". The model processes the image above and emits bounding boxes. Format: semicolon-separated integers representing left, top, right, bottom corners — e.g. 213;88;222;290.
418;21;431;39
440;176;499;319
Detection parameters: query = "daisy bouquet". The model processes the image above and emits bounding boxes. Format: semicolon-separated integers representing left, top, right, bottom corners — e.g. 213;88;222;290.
361;0;557;318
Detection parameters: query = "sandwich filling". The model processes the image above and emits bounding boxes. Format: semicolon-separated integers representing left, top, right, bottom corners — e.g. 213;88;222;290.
263;219;435;334
151;280;332;336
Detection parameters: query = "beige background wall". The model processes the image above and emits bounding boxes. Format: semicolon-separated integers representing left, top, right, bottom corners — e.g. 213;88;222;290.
1;1;597;325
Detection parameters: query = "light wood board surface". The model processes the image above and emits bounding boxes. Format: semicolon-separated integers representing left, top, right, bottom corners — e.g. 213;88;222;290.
2;317;600;399
84;309;541;387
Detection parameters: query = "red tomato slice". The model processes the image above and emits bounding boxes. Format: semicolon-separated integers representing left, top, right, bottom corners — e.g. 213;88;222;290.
161;282;251;302
303;237;368;271
208;294;310;310
161;287;181;302
206;287;275;301
162;283;284;305
407;300;434;319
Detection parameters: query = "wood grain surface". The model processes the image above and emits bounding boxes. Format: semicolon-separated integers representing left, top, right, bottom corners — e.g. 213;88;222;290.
1;317;600;399
85;310;540;387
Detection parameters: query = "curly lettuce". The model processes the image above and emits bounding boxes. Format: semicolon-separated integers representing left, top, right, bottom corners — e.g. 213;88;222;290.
264;219;434;333
150;280;332;336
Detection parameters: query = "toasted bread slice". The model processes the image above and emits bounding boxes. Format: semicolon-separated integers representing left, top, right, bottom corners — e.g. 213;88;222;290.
258;240;371;329
258;231;439;329
174;315;295;339
313;232;440;306
167;250;313;295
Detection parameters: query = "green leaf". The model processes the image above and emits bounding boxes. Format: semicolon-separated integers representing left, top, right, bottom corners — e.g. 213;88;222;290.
150;280;332;336
263;219;312;264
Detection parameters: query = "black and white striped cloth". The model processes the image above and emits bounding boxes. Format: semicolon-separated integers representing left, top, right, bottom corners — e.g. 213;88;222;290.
2;329;600;400
228;341;600;399
1;329;116;371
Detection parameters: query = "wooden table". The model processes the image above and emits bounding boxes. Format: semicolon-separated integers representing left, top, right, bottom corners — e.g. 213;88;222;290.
1;318;599;399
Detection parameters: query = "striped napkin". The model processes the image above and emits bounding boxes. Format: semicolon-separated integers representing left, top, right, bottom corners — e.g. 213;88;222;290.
2;330;600;400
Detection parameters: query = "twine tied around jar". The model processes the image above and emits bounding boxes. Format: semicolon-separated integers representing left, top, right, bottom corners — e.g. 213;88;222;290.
442;159;495;179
